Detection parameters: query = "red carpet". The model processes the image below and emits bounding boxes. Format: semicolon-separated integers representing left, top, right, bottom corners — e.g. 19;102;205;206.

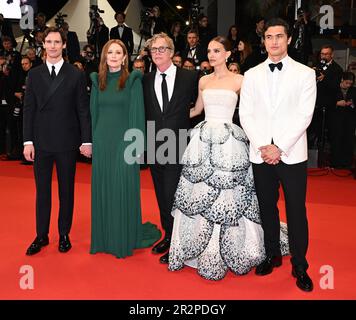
0;161;355;300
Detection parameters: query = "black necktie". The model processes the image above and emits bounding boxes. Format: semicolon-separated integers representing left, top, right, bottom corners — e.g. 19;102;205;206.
269;62;283;72
161;73;168;113
50;65;56;79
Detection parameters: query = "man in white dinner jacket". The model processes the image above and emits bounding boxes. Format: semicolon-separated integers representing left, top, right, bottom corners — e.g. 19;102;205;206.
240;17;316;292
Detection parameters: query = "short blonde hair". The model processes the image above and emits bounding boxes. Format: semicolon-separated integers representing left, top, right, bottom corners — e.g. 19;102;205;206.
228;62;240;74
145;32;175;54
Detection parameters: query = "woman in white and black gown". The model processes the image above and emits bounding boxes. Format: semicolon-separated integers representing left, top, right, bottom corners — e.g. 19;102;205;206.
168;36;289;281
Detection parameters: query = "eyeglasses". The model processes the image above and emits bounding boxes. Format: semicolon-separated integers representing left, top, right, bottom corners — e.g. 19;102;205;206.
150;46;172;53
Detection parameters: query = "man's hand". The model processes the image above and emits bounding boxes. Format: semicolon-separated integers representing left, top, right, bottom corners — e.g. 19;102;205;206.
14;92;23;100
316;73;325;82
259;144;281;165
23;145;35;162
80;145;92;158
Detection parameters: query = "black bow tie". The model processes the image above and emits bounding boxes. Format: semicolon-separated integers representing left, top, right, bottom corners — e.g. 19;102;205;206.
269;62;283;72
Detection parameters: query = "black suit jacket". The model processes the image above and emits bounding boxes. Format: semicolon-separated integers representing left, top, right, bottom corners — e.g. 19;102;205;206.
110;25;134;56
316;60;343;109
143;67;198;155
23;63;91;152
65;31;81;63
181;44;208;67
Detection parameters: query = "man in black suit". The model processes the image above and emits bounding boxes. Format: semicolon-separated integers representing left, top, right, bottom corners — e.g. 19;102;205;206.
329;72;356;169
61;22;80;64
23;27;92;256
308;45;343;150
110;12;134;57
181;30;207;69
143;33;198;264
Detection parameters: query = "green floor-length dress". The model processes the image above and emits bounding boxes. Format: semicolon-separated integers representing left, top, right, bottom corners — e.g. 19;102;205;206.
90;70;161;258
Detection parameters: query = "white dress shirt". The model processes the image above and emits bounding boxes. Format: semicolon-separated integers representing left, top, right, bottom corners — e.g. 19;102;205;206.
187;47;197;60
154;63;177;111
266;55;289;112
46;58;64;77
118;25;124;38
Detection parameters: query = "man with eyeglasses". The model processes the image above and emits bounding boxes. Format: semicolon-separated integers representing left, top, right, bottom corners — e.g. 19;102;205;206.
143;33;199;264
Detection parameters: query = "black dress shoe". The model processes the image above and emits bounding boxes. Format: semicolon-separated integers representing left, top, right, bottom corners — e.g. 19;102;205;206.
58;235;72;253
152;237;170;254
292;268;313;292
159;252;169;264
26;236;49;256
255;255;282;276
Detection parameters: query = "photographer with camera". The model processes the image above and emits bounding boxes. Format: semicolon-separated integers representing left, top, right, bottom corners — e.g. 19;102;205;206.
29;12;48;42
0;40;23;160
140;6;166;40
79;44;98;93
26;47;42;67
6;56;33;162
148;6;166;36
0;36;21;74
0;52;8;157
309;45;343;151
87;5;109;58
110;12;134;57
289;8;313;65
0;13;17;50
329;72;356;170
136;46;154;73
33;30;44;58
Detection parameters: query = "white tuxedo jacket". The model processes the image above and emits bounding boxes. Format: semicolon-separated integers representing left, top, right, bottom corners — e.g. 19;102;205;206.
239;56;316;165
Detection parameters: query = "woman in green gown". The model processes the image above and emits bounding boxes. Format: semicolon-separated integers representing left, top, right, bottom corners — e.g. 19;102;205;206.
90;39;161;258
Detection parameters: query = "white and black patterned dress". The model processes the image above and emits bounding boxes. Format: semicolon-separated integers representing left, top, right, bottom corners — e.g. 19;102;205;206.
168;89;289;280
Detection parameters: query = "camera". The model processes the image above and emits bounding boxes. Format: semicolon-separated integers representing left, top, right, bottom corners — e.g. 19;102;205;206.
85;51;94;59
55;12;68;29
315;59;327;78
297;8;305;18
139;8;153;37
140;8;152;20
89;5;104;20
190;0;203;27
83;50;94;61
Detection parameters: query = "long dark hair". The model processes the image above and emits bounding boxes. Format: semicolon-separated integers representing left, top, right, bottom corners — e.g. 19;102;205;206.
210;36;232;52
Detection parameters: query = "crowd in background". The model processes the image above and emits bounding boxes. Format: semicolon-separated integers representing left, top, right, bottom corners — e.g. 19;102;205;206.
0;6;355;169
